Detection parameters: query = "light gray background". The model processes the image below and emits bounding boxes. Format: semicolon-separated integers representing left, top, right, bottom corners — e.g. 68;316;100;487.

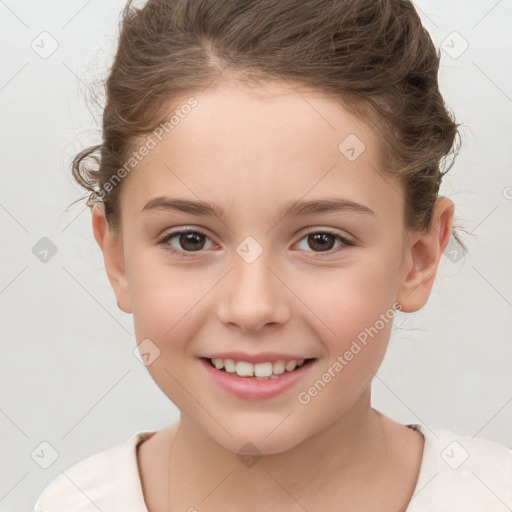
1;1;511;510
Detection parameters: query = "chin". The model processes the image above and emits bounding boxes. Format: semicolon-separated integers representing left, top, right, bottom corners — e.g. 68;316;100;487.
202;414;313;456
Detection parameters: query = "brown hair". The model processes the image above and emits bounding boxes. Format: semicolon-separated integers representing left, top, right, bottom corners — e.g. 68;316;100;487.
71;0;464;245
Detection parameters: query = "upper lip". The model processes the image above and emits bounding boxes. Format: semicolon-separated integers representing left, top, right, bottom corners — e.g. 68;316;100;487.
201;352;315;364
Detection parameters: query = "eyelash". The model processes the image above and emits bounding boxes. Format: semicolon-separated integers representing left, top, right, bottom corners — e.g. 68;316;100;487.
157;228;354;259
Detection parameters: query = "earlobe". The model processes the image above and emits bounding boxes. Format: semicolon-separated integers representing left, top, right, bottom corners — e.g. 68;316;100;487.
91;203;132;314
396;197;454;313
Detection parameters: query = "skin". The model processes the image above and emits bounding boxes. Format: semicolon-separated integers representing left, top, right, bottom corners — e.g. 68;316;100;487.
92;79;454;511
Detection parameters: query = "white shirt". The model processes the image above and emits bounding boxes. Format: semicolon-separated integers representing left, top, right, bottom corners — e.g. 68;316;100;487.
33;424;512;511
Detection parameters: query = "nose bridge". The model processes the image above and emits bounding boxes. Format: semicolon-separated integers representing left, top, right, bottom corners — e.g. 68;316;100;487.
217;244;289;332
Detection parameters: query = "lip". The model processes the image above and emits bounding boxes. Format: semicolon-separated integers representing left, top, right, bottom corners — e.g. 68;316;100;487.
198;356;317;400
202;351;311;364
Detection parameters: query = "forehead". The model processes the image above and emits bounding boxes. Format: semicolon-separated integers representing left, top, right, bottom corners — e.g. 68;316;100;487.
121;80;403;224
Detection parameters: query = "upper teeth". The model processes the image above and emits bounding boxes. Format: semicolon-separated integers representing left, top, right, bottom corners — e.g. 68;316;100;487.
211;358;306;377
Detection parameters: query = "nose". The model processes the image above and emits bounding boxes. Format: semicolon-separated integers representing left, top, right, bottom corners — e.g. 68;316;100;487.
216;252;291;333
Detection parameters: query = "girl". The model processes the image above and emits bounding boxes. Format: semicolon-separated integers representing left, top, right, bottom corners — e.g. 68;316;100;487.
34;0;511;510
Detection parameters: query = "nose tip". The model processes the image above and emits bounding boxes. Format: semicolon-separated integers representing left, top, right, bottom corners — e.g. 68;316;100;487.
222;294;285;333
216;259;290;333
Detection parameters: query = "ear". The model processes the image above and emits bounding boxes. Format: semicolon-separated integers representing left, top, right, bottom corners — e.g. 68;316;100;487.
92;203;132;314
396;197;454;313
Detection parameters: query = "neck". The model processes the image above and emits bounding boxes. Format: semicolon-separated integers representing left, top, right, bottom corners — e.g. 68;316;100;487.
166;388;403;509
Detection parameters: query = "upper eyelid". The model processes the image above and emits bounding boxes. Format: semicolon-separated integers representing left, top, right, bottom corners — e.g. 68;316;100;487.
160;227;214;243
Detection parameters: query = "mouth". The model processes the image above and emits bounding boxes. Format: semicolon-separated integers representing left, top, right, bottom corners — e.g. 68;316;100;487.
198;355;318;400
200;356;317;380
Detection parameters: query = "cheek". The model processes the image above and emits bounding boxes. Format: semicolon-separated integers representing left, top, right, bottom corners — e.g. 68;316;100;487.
295;270;396;419
129;258;213;338
128;262;208;408
298;255;400;346
128;260;224;396
290;254;399;403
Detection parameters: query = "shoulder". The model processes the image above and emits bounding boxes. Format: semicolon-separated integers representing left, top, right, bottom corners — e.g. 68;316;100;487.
33;430;157;512
407;424;512;512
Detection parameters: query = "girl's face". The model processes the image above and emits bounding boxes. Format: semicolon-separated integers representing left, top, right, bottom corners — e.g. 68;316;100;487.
95;80;446;454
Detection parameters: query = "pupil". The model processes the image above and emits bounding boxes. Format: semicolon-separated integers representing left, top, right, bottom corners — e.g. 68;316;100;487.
308;233;334;252
181;232;204;251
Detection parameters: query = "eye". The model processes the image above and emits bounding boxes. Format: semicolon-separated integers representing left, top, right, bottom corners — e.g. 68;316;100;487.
295;230;354;255
157;228;214;258
157;228;354;259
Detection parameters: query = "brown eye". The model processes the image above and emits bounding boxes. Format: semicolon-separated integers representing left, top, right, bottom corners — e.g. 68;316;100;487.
158;229;213;258
307;233;337;252
176;231;206;251
296;230;353;254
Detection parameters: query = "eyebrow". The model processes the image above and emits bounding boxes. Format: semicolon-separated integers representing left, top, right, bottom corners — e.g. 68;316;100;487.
141;196;375;222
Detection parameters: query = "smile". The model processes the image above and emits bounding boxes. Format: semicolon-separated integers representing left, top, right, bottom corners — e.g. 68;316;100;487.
205;357;314;380
199;356;317;400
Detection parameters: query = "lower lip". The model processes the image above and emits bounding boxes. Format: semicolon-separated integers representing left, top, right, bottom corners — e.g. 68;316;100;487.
198;357;316;400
